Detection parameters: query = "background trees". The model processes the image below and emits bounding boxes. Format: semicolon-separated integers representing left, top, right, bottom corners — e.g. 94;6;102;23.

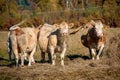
0;0;120;30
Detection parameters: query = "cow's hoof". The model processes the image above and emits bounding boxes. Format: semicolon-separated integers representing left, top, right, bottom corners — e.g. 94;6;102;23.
20;64;24;67
52;64;55;66
61;62;64;66
96;56;100;60
32;61;35;64
52;63;55;66
92;57;95;60
28;64;31;66
52;61;55;66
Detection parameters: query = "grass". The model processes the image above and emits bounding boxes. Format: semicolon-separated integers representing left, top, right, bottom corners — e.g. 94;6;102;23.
0;28;120;66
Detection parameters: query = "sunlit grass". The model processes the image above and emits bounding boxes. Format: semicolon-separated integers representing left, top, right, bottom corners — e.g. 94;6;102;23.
0;28;120;66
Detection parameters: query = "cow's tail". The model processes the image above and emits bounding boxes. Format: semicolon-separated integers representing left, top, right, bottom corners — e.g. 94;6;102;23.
7;32;13;61
9;19;27;31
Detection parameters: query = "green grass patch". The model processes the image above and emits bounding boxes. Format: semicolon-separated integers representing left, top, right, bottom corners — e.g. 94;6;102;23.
0;75;12;80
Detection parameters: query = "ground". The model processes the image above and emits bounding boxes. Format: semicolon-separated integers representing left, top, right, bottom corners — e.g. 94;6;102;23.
0;28;120;80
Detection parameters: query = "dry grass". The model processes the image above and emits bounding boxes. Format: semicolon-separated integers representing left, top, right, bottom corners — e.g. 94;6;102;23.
0;28;120;64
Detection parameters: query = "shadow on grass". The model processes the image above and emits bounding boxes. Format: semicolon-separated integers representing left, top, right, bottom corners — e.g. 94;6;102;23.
0;57;16;67
67;54;90;60
0;57;9;61
0;57;51;67
0;57;29;67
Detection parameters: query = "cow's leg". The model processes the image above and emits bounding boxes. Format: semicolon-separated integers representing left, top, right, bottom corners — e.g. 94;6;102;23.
31;55;35;64
50;46;56;65
13;49;19;67
12;45;19;67
91;48;96;60
96;44;104;60
21;52;25;66
15;54;19;67
10;35;19;67
24;53;27;60
28;47;36;66
41;51;45;63
89;48;92;59
48;52;52;63
60;48;66;66
31;47;36;63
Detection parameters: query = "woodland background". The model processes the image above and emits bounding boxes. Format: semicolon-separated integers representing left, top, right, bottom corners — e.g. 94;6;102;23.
0;0;120;30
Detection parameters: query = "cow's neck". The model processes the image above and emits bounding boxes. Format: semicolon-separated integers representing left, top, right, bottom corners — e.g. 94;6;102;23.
92;36;104;47
57;30;67;46
88;30;103;44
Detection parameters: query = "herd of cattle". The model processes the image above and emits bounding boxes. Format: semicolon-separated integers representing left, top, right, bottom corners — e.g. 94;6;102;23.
7;20;107;67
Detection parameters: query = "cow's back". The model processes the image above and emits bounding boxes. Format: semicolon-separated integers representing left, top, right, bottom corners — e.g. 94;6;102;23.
38;24;57;52
17;28;37;52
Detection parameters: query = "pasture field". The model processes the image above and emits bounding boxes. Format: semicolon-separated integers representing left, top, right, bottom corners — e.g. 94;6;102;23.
0;28;120;80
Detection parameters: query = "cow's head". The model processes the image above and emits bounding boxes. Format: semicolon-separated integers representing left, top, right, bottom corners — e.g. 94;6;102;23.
55;22;74;36
92;20;104;38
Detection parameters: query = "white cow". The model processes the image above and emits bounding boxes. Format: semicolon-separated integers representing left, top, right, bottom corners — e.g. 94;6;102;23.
9;24;40;67
7;20;27;61
38;22;74;66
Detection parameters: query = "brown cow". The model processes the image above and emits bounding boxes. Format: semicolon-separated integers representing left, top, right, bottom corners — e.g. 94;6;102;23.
81;20;106;60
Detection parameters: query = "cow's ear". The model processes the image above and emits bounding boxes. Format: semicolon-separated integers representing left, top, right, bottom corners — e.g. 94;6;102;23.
68;23;74;29
31;24;35;28
54;24;60;29
38;25;42;29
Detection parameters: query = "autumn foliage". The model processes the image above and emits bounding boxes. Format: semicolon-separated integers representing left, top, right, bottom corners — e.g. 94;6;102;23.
0;0;120;30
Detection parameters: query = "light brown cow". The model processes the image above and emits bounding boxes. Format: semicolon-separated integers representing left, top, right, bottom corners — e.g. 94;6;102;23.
81;20;107;60
38;22;74;66
7;20;27;61
9;24;40;67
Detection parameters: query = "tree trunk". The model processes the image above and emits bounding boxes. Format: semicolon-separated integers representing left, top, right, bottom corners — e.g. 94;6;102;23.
82;0;84;10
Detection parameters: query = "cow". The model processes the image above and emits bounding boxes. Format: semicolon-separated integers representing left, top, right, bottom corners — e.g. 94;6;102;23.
7;32;28;61
38;22;74;66
7;20;27;61
9;24;40;67
81;20;107;60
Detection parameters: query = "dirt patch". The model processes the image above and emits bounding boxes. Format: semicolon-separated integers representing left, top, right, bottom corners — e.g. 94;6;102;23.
0;58;120;80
